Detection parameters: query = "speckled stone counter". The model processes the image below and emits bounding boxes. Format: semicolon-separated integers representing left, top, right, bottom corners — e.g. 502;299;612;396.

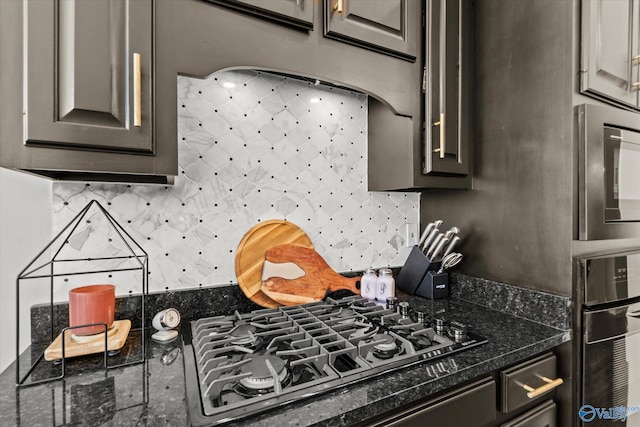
0;286;571;427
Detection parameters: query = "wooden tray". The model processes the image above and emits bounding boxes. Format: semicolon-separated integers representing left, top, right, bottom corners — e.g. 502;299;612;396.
44;319;131;361
235;220;313;308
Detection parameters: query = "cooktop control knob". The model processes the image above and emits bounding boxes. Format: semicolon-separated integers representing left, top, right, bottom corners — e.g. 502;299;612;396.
450;321;468;342
398;301;411;318
415;310;427;325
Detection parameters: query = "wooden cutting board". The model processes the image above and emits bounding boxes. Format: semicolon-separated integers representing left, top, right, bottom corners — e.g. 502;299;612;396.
235;220;313;308
44;319;131;361
261;244;361;306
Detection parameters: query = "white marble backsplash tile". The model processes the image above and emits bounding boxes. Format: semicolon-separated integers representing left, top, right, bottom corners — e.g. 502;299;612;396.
51;70;420;300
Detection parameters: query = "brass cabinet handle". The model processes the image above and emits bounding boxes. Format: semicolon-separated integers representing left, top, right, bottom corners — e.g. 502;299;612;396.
633;54;640;64
433;113;445;159
133;53;142;127
522;376;563;399
632;82;640;91
334;0;343;13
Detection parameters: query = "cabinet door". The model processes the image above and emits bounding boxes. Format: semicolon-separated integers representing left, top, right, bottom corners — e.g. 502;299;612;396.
581;0;640;110
203;0;314;30
25;0;152;153
363;378;496;427
424;0;468;176
324;0;418;61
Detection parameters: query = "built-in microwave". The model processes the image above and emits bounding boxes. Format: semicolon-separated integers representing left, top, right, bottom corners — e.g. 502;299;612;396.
578;104;640;240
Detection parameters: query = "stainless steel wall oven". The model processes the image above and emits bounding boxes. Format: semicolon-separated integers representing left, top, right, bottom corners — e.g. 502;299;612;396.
577;249;640;426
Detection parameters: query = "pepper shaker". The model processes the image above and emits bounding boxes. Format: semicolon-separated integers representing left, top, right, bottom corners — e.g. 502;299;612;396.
376;268;395;301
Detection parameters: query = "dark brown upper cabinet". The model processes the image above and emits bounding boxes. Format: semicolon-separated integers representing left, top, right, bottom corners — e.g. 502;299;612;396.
203;0;314;30
423;0;470;178
581;0;640;110
323;0;419;61
1;0;176;183
26;0;153;153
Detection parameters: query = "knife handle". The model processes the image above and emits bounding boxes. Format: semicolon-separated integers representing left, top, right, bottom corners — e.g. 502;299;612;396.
444;226;460;240
426;233;445;259
429;237;449;261
422;228;441;252
419;220;443;246
443;235;461;258
418;223;434;246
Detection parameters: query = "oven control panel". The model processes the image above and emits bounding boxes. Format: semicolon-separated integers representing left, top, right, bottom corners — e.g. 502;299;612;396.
582;249;640;306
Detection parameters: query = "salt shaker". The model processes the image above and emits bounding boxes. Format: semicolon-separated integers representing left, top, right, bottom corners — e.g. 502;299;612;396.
376;268;395;301
360;268;378;300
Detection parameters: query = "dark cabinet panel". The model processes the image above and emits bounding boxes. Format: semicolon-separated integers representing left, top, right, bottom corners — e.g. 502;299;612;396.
356;350;566;427
324;0;418;61
581;0;640;110
203;0;314;29
361;378;496;426
25;0;153;153
423;0;469;177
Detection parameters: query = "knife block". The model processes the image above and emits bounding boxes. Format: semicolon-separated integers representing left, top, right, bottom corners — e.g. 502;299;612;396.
396;246;442;295
415;271;449;300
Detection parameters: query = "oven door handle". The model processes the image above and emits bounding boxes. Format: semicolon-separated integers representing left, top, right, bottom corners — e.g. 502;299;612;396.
584;302;640;344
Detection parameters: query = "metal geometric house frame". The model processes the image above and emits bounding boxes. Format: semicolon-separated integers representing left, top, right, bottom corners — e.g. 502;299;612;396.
15;199;148;386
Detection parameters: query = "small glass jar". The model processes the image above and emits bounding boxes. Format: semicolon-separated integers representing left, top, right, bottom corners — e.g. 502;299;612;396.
360;268;378;300
376;268;395;301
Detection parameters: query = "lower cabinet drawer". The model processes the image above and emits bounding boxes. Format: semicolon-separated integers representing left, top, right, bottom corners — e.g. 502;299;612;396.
501;353;562;413
368;377;496;427
501;400;556;427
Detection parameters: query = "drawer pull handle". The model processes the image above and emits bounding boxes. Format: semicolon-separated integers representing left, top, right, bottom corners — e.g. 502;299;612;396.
522;376;563;399
633;55;640;64
133;53;142;127
334;0;343;13
632;82;640;91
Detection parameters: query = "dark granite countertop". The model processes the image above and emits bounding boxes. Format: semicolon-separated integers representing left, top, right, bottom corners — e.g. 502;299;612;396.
0;287;571;427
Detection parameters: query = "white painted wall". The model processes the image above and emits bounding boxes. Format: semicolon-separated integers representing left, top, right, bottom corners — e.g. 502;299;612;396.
0;168;52;373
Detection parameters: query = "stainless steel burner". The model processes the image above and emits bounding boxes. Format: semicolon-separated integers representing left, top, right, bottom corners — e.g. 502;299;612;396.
238;355;287;390
372;334;397;352
229;324;257;346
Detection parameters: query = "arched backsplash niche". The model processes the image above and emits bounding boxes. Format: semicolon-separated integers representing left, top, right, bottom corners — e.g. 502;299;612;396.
51;69;420;300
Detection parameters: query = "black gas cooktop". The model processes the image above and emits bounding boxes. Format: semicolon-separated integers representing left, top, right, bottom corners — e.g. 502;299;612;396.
182;295;487;426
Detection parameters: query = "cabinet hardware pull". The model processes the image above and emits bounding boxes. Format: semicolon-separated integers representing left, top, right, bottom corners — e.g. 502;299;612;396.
633;55;640;65
433;113;445;159
522;376;563;399
334;0;343;13
422;67;427;92
632;82;640;91
133;53;142;127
